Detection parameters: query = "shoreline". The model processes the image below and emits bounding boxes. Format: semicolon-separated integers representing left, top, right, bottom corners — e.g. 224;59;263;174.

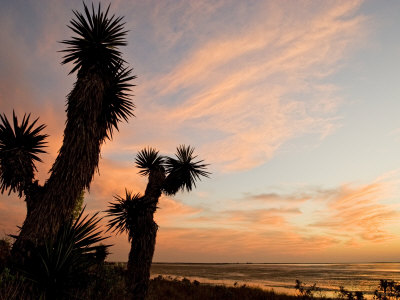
147;275;309;300
106;262;394;299
149;274;376;299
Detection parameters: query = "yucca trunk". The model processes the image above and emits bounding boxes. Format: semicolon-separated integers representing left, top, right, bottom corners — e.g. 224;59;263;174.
127;168;165;299
127;213;158;300
13;68;107;257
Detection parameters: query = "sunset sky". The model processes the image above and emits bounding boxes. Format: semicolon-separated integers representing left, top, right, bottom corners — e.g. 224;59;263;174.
1;0;400;263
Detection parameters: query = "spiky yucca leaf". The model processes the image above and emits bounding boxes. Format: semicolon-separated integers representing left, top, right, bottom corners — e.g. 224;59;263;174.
61;3;128;74
106;190;146;240
135;147;164;176
70;209;109;253
163;145;210;195
101;65;135;139
0;112;47;195
23;208;109;298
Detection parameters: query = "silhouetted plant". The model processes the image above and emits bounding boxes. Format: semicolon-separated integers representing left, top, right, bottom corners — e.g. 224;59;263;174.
163;145;210;195
0;238;11;273
374;279;400;300
338;286;364;300
338;286;350;299
295;280;319;299
0;267;28;300
387;280;396;299
0;2;134;262
375;289;383;300
79;263;129;300
93;243;110;264
106;145;209;299
355;291;365;300
380;280;389;298
0;112;47;198
394;284;400;299
22;209;109;299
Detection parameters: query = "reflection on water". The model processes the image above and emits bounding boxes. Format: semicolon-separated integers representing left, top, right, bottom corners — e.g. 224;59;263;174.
150;263;400;297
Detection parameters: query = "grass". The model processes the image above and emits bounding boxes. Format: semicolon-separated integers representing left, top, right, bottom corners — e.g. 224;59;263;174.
147;275;301;300
82;266;308;300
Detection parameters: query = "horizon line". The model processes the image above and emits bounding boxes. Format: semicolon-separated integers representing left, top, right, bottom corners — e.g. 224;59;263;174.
107;261;400;265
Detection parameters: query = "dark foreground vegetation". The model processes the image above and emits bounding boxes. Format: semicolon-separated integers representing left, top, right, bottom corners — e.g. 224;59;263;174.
1;234;299;299
148;275;299;300
1;237;399;300
0;261;307;300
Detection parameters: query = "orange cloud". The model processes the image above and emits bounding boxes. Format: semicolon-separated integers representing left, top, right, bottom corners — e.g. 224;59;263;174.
149;173;400;262
310;182;400;242
133;0;366;172
154;227;338;263
155;196;202;227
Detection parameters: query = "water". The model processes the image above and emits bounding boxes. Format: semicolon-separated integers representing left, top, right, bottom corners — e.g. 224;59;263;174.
150;263;400;297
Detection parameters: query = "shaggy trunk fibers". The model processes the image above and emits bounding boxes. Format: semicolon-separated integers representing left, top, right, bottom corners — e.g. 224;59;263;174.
13;69;106;259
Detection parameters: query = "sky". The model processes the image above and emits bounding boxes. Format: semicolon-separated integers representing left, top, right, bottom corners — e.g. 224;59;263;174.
1;0;400;263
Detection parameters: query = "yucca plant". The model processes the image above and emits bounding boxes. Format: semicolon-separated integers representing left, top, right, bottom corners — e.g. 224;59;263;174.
4;3;135;259
0;112;47;197
106;145;209;299
163;145;210;195
22;209;109;300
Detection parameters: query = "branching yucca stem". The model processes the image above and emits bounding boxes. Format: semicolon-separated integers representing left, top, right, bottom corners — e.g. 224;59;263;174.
13;68;107;258
106;146;209;299
128;168;165;300
10;3;134;262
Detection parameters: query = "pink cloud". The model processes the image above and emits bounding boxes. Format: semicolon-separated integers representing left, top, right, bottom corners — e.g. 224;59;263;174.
155;196;202;227
153;227;338;262
133;0;366;172
248;192;311;204
309;181;400;243
148;173;400;262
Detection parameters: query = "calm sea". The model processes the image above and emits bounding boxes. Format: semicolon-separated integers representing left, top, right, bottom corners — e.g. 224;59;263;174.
150;263;400;297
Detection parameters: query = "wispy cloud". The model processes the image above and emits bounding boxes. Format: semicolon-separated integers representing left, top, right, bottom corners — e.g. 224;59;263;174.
155;196;202;227
309;181;400;242
150;171;400;262
131;0;366;172
154;227;338;262
247;192;311;204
